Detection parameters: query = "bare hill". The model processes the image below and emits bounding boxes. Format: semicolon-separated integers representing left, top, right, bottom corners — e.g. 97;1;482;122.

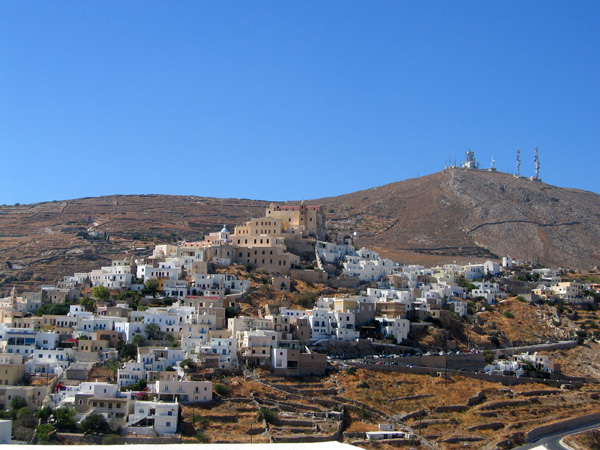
316;168;600;269
0;195;268;288
0;169;598;290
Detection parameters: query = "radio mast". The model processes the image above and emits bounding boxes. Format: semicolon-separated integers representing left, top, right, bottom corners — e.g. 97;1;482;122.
533;146;541;181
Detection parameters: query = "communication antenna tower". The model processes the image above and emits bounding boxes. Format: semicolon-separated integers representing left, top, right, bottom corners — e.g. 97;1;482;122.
534;146;540;180
516;149;521;177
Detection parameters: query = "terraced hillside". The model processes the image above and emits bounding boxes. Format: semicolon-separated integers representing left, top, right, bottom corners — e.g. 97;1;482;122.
175;367;600;450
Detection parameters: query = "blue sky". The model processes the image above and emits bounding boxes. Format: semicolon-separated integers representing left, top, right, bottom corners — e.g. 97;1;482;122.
1;1;598;205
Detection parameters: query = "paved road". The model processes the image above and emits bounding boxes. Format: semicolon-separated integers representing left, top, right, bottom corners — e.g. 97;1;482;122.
512;421;600;450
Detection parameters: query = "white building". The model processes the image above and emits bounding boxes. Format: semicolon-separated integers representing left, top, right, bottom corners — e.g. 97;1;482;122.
26;348;73;374
126;400;179;435
117;361;146;387
379;318;410;343
199;336;238;369
153;380;212;402
483;260;502;276
315;241;354;264
343;253;394;282
136;265;180;282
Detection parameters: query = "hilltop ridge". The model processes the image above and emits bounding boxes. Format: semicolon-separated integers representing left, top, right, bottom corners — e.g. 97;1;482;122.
317;168;600;269
0;168;598;288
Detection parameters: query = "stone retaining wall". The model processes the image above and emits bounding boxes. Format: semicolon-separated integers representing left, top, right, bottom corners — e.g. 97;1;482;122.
477;399;531;411
434;405;468;413
348;362;584;387
56;433;181;445
277;419;317;427
270;414;344;444
443;436;485;443
525;412;600;442
494;341;577;357
202;415;239;423
395;409;426;422
467;391;486;406
516;389;562;397
468;422;505;431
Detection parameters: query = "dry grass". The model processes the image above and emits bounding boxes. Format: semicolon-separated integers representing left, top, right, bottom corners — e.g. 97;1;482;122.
563;428;600;450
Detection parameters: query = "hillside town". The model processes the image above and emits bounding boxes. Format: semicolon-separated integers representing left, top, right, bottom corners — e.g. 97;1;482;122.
0;203;599;446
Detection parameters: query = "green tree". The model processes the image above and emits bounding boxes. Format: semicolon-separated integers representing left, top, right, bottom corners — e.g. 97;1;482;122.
13;407;36;441
35;302;72;317
117;289;140;301
10;396;28;411
53;407;77;431
16;406;37;427
121;343;138;360
80;413;110;434
92;285;111;300
225;305;238;319
141;279;161;297
145;322;162;340
36;423;56;444
483;350;495;364
36;406;54;423
161;297;174;306
80;296;96;312
131;334;146;346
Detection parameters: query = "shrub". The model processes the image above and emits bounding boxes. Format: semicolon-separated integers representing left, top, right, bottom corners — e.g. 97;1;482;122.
489;335;501;347
359;408;371;419
192;415;210;426
257;408;277;424
214;384;230;396
102;434;124;445
503;311;515;319
294;292;317;308
80;413;110;434
121;378;147;392
180;359;197;370
195;431;210;443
